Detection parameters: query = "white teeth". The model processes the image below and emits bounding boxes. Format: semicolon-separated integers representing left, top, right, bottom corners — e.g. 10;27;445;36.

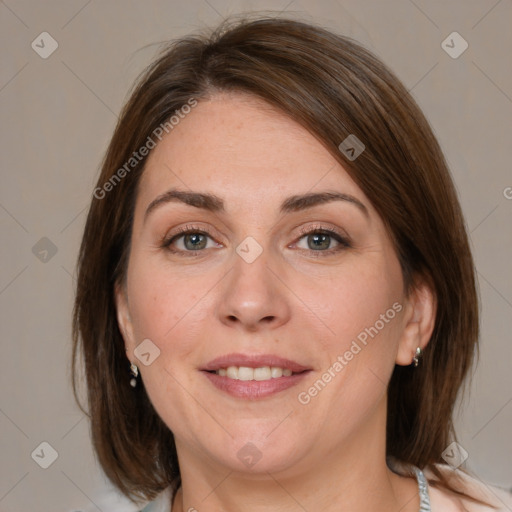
254;366;271;381
238;366;254;381
226;366;238;379
215;366;296;380
271;367;283;378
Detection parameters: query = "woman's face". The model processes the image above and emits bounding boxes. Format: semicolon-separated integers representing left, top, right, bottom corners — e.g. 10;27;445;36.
116;92;429;475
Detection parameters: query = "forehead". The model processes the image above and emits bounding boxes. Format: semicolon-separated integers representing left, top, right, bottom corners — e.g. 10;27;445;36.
137;92;368;215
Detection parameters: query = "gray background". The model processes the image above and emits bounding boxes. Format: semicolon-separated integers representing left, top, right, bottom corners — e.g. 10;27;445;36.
1;0;511;510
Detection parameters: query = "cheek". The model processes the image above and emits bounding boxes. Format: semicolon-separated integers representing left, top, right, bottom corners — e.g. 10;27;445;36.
126;256;205;342
296;253;404;353
125;260;213;433
125;256;221;402
299;263;404;426
300;250;405;411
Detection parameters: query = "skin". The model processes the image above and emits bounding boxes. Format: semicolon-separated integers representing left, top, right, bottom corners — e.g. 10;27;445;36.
116;92;436;512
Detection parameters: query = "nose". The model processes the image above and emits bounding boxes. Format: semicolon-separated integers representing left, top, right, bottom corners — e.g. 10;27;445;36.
216;245;292;332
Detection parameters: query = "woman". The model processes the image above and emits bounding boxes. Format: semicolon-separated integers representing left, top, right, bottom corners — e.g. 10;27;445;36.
72;16;512;512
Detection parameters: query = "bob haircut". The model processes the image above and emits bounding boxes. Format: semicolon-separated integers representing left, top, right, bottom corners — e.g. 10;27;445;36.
72;16;484;506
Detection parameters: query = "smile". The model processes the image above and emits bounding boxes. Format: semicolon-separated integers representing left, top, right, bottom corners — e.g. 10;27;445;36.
213;366;295;380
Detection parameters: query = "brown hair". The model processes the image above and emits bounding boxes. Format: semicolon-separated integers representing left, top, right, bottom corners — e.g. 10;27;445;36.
72;16;486;507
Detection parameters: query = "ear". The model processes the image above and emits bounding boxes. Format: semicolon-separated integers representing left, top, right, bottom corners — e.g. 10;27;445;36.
114;281;137;360
395;278;436;366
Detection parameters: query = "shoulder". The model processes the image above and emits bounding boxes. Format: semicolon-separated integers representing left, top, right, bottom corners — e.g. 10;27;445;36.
424;464;512;512
137;470;512;512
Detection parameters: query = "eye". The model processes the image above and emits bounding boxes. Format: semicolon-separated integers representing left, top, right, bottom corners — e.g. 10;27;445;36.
161;223;351;257
161;225;221;255
294;225;351;255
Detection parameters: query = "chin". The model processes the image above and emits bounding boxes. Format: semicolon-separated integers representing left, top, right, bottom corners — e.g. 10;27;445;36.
207;427;307;475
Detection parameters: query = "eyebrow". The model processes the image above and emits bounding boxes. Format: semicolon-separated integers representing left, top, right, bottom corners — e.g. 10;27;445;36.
144;188;368;223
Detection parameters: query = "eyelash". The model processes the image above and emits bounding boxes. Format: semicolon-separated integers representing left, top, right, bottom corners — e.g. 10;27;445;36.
296;224;351;255
160;223;351;257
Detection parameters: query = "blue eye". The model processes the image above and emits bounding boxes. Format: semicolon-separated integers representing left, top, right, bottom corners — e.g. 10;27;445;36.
295;227;351;254
162;226;218;255
176;232;209;250
161;224;351;257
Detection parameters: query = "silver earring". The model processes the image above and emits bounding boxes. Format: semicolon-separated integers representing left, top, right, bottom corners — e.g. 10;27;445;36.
130;363;139;387
412;347;422;367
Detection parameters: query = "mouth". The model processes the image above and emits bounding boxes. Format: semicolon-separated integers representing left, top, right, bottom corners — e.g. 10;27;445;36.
200;353;312;399
205;366;305;380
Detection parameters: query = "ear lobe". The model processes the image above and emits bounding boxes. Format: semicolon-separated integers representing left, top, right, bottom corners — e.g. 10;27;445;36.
395;279;436;366
114;281;136;357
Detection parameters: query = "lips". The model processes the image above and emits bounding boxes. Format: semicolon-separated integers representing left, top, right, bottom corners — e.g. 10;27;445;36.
201;353;311;373
202;370;309;399
200;353;312;399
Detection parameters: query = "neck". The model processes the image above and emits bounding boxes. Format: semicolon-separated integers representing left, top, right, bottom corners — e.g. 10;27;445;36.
171;400;420;512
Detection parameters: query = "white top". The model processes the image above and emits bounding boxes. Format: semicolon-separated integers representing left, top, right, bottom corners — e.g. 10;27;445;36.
423;464;512;511
140;464;512;512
